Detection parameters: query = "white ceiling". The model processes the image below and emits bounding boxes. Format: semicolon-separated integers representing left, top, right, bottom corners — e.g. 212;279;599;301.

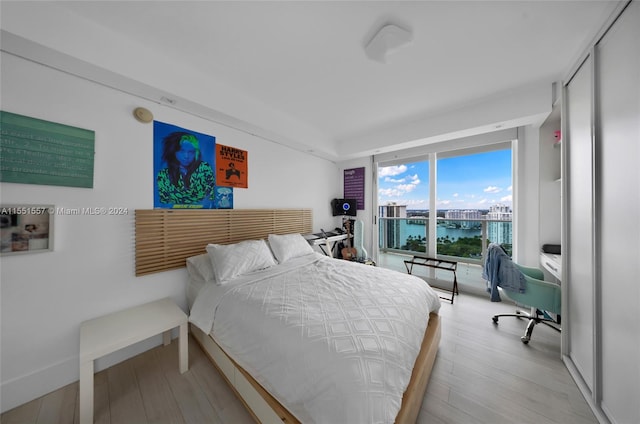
9;1;621;160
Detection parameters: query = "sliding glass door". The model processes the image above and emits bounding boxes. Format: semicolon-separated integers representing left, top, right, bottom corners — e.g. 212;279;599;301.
436;149;513;259
376;143;513;266
378;158;430;255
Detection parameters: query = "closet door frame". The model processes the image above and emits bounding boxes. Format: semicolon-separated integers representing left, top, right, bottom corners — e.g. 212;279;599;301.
562;50;600;407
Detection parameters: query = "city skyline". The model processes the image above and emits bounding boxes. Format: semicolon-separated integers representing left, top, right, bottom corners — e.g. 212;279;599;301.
378;149;512;210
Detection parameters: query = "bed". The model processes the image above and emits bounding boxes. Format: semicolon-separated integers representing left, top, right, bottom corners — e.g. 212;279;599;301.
186;233;442;424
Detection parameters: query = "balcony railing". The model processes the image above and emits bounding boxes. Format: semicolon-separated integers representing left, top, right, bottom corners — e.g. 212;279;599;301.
378;217;512;263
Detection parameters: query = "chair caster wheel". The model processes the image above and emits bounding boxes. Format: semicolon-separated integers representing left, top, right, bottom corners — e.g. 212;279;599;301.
492;316;499;324
521;336;530;344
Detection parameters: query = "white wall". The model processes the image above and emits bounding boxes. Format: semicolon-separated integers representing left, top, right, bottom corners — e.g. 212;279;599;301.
514;125;542;267
0;52;338;412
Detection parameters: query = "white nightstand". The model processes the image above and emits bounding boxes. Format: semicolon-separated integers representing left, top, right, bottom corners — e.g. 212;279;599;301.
79;297;188;424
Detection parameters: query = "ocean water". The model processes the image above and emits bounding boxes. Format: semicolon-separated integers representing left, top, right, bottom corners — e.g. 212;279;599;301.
401;222;481;243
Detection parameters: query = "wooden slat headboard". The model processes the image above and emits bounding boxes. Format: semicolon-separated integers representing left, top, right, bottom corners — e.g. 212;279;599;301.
135;208;313;276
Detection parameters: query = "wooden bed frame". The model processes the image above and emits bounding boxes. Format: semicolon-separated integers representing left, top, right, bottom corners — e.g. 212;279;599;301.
191;313;441;424
134;208;441;422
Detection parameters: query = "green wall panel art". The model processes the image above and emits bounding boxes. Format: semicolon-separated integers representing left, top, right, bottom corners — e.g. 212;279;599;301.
0;111;95;188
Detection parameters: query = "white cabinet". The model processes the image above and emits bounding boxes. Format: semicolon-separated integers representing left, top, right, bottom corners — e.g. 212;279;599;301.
565;55;595;391
562;3;640;423
595;2;640;422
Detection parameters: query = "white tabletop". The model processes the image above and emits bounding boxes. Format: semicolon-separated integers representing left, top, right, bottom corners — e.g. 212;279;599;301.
80;297;187;362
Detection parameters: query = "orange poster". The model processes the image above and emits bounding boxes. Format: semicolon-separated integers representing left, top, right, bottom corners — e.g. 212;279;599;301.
216;144;248;188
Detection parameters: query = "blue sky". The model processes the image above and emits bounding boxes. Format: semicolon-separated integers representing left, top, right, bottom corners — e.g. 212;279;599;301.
378;149;512;210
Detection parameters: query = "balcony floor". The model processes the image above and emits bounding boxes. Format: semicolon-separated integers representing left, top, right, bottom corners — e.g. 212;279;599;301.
378;251;489;298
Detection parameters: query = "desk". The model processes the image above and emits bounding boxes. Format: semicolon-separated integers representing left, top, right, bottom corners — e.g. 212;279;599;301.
79;298;188;424
404;255;459;304
303;232;350;257
540;252;562;281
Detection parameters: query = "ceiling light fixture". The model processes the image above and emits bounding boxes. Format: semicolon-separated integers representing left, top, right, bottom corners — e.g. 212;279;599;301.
364;23;413;63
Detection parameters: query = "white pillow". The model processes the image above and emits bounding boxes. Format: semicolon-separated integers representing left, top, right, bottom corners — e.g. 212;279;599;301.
186;253;216;283
206;239;276;284
268;233;315;263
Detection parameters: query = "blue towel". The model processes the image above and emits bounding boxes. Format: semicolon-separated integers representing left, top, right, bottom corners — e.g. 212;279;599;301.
482;243;526;302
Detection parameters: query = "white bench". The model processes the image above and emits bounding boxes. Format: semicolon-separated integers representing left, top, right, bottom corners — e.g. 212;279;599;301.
79;297;188;424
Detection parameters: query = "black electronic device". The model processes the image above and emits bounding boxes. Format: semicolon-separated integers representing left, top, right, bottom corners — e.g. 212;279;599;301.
331;198;357;216
542;244;561;254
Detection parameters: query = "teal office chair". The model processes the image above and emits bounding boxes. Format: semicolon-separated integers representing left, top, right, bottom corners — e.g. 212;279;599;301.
492;264;561;344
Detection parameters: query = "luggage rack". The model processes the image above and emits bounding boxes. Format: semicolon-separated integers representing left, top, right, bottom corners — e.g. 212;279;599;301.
404;255;459;304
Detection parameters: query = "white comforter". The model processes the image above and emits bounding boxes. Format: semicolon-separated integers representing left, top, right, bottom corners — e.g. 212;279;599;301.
190;253;441;424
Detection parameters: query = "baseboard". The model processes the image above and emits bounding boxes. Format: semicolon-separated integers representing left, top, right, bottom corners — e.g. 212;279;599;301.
1;333;169;413
1;355;78;413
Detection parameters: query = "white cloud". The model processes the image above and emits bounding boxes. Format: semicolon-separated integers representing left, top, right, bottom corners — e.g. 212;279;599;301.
384;177;406;183
453;193;459;197
396;183;417;193
500;194;513;202
379;188;403;197
379;172;421;197
484;186;501;193
383;174;420;184
378;165;407;177
507;185;512;192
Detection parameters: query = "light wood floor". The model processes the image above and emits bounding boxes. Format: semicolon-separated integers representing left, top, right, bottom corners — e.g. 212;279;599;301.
1;292;597;424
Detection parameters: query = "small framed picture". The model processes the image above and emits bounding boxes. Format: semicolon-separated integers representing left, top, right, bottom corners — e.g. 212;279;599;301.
0;205;54;255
